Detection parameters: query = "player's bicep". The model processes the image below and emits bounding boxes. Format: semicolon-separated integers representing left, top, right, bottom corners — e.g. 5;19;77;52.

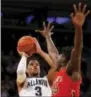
71;49;81;72
17;71;26;84
71;47;82;64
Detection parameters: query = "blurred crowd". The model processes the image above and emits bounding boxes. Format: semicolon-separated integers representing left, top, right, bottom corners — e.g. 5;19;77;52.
1;50;19;97
1;50;91;97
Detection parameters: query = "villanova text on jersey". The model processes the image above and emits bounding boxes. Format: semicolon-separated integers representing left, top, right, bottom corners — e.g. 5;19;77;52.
19;77;52;97
27;78;48;88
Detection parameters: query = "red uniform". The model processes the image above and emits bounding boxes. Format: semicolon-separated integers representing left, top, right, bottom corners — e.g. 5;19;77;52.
52;68;81;97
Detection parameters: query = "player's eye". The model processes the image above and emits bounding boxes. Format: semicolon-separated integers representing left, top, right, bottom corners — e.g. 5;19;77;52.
35;62;39;66
29;63;33;66
36;63;39;66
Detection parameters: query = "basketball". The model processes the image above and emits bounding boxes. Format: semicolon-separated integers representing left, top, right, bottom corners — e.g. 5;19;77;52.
17;36;36;55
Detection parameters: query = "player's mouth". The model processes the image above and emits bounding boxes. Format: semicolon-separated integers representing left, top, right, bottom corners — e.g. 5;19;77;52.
34;67;38;70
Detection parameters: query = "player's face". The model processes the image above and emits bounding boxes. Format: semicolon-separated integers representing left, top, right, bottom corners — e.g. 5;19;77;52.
27;60;40;76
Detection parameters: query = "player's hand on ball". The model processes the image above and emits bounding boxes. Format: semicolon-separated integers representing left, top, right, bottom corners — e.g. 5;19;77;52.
35;22;54;38
17;36;37;56
18;50;29;57
71;3;90;28
33;38;42;54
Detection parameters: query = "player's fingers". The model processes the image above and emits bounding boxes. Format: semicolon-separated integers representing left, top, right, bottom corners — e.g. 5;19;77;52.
82;4;87;13
35;30;43;33
49;25;54;32
35;30;39;32
50;32;54;36
33;37;36;41
73;4;77;13
33;37;38;43
78;2;82;12
48;22;51;29
43;22;46;29
85;10;90;17
70;13;74;19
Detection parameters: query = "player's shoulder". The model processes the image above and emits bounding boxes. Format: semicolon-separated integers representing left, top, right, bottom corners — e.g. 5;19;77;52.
43;76;47;79
42;76;50;81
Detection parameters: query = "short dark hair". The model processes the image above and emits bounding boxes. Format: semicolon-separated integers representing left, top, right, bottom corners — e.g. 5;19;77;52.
61;46;73;62
27;56;39;66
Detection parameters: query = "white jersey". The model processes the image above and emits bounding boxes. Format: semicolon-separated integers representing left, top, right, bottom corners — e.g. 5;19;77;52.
19;76;52;97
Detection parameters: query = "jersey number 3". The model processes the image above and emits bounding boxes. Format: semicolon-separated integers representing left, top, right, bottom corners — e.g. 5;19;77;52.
35;86;42;96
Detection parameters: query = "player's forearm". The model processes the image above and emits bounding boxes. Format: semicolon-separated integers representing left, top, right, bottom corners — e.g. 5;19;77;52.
74;27;83;56
70;27;83;72
17;55;27;83
38;50;56;69
46;36;59;59
17;55;27;75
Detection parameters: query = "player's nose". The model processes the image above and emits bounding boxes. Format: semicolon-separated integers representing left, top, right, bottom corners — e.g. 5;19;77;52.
33;63;37;67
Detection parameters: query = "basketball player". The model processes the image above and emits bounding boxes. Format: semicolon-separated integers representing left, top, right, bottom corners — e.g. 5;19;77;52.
36;3;90;97
16;38;56;97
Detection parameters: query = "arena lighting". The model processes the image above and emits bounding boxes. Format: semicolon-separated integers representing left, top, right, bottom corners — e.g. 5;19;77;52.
56;17;70;24
25;15;70;24
47;17;70;24
47;17;55;23
25;15;34;24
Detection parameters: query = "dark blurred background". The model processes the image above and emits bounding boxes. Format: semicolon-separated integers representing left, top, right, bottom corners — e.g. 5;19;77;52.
1;0;91;97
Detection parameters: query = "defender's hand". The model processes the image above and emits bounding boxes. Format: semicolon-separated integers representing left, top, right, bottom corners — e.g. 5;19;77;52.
71;3;90;28
35;22;54;38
